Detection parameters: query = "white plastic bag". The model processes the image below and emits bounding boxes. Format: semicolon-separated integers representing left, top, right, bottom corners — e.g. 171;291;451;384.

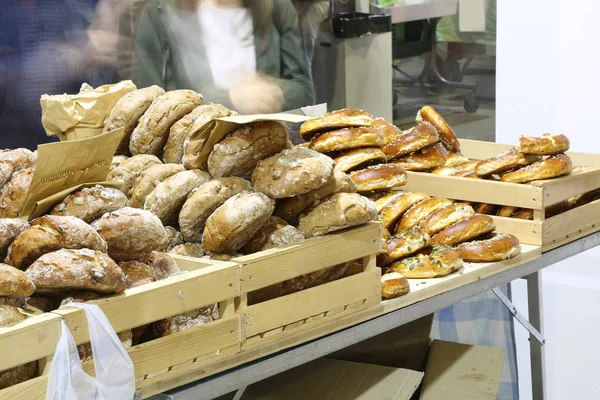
46;303;136;400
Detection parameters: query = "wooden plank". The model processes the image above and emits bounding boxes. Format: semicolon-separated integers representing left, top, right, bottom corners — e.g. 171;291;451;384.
120;316;239;378
238;222;380;292
543;198;600;250
52;264;239;345
0;375;47;400
245;268;381;337
490;216;544;246
170;256;233;272
537;168;600;206
403;172;543;209
0;313;61;372
420;340;504;400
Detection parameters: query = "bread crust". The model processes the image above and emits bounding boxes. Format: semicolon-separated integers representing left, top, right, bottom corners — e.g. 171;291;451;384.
373;118;404;145
497;205;520;218
252;148;335;199
475;203;499;215
91;207;166;262
130;90;203;156
513;208;534;220
309;126;384;153
392;142;448;171
457;233;521;262
475;147;541;176
501;153;573;183
381;272;410;299
163;104;215;163
389;245;463;278
333;147;387;173
299;108;374;140
0;167;33;218
168;243;205;258
298;192;377;237
129;164;185;208
395;198;454;234
382;122;439;159
161;226;184;252
25;248;126;294
179;177;252;242
0;263;35;297
204;192;276;253
444;152;470;167
182;104;236;170
0;219;29;260
276;168;355;223
416;106;461;152
386;226;431;263
241;216;304;254
107;154;163;195
208;121;290;178
379;192;430;231
519;133;570;155
431;214;495;246
144;170;211;226
0;305;37;389
103;85;166;154
118;261;156;289
349;164;407;193
6;216;107;270
146;251;181;281
419;203;475;236
50;185;128;223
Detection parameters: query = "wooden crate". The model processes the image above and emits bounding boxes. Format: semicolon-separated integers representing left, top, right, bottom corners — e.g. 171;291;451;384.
0;258;240;400
401;138;600;251
233;221;382;349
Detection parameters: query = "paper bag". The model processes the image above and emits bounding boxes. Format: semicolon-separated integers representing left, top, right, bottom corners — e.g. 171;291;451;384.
40;80;136;141
20;128;125;220
189;113;313;171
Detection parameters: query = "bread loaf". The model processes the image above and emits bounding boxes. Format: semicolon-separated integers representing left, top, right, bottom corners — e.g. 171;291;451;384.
0;305;38;389
202;252;241;261
168;243;205;258
208;121;291;178
119;261;156;288
146;252;181;281
107;154;162;195
179;177;252;242
241;216;304;254
144;170;211;226
25;249;126;294
162;226;184;252
6;216;107;270
298;192;377;237
91;207;165;262
0;167;33;218
164;105;207;163
0;264;35;297
129;163;185;208
299;109;374;141
252;148;335;198
152;305;219;338
50;185;128;223
110;155;129;171
182;104;236;170
102;85;166;154
130;90;203;156
0;148;36;173
333;147;387;173
276;168;356;223
204;192;275;253
0;219;29;260
0;162;12;188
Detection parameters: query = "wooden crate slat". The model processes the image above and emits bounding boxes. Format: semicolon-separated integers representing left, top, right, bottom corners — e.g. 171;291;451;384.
238;222;380;293
458;138;511;160
490;216;544;246
112;316;239;378
537;167;600;206
0;375;47;400
52;263;239;345
542;198;600;249
0;313;61;372
244;268;381;337
403;172;543;209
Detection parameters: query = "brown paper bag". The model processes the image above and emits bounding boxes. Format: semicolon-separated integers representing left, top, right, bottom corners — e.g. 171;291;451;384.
189;113;312;171
20;128;125;220
40;81;136;141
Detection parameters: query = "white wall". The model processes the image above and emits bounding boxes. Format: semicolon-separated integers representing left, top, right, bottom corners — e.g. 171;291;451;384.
497;1;600;399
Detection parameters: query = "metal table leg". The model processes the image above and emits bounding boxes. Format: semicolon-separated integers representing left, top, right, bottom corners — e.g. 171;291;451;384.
526;271;547;400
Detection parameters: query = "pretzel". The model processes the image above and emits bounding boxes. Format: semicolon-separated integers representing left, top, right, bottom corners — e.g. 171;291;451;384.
519;133;570;155
475;147;541;177
456;233;521;262
388;245;463;278
501;153;573;183
416;106;461;152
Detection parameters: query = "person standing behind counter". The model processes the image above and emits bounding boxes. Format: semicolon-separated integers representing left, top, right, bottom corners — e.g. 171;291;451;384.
133;0;315;114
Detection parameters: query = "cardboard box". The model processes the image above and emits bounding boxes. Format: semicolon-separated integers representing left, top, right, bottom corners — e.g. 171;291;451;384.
242;358;424;400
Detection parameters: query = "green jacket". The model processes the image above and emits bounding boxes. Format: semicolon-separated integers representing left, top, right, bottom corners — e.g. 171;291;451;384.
133;0;315;111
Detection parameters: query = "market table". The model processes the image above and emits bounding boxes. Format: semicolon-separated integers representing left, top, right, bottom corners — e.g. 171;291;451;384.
149;231;600;400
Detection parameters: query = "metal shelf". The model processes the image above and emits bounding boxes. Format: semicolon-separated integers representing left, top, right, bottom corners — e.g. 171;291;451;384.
153;231;600;400
371;0;458;24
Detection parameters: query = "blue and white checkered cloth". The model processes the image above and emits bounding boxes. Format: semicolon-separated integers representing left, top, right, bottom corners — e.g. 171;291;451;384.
431;284;519;400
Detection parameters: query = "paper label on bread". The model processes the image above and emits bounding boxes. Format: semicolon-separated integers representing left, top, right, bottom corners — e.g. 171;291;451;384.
20;128;125;220
188;113;312;171
40;80;136;140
